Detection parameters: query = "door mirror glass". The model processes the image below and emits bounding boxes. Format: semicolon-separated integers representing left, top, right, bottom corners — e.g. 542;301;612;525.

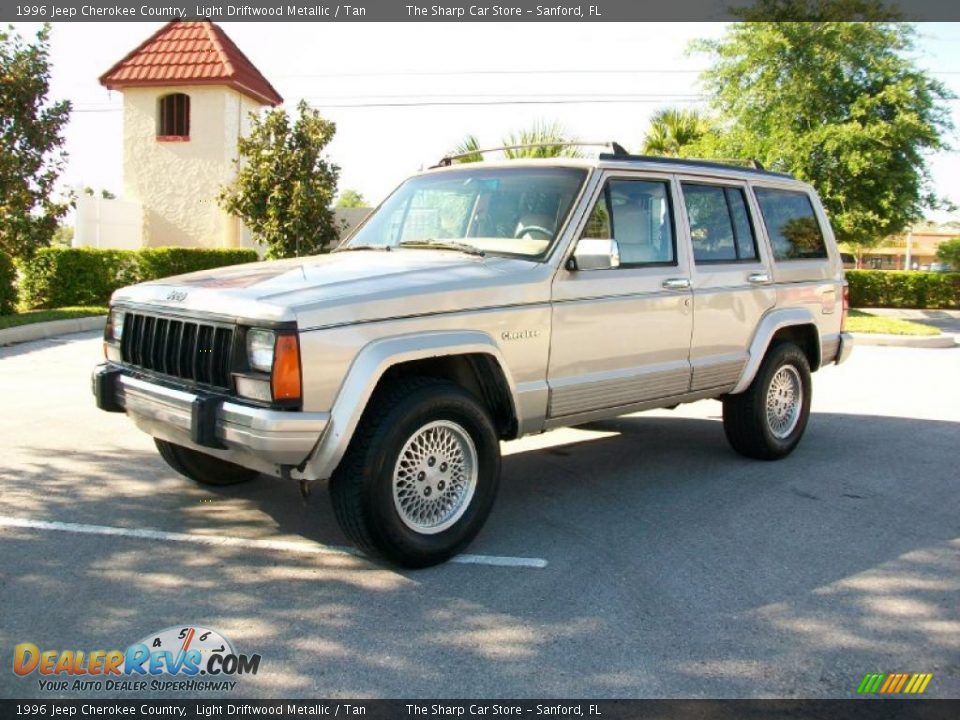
568;238;620;271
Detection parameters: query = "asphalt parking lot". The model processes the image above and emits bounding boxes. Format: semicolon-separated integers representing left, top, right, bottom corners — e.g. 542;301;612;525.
1;331;958;699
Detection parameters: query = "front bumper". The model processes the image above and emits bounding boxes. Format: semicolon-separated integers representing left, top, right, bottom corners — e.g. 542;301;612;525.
836;332;854;365
92;364;329;475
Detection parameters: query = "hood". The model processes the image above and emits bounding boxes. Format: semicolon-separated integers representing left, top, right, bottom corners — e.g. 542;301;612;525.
112;249;552;328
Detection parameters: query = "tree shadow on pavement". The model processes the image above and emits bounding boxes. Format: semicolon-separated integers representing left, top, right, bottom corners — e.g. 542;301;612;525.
1;411;957;699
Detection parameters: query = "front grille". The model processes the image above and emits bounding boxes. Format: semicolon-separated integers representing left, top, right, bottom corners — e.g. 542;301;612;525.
121;312;235;390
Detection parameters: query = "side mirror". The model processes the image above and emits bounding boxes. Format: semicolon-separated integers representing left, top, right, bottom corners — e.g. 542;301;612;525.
567;238;620;271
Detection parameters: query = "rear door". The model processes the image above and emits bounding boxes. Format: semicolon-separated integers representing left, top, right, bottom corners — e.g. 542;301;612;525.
677;177;776;392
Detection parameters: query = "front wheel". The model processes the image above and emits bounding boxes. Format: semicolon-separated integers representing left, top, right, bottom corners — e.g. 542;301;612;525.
722;342;812;460
329;378;501;568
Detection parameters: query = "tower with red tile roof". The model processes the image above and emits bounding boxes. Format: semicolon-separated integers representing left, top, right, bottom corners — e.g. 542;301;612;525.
98;20;282;249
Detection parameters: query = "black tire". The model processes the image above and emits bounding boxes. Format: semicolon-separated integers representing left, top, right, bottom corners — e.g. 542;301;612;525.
154;439;260;486
722;342;812;460
329;377;501;568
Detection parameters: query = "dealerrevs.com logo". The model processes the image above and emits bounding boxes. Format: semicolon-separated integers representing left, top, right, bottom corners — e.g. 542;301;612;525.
13;626;261;693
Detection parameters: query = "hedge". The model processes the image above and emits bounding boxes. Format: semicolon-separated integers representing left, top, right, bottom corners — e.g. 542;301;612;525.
19;248;139;310
846;270;960;310
18;247;259;310
137;247;259;282
0;251;17;315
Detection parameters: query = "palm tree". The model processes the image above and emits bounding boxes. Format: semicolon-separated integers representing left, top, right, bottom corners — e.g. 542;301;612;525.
449;134;484;163
641;108;710;157
449;122;582;163
501;121;583;159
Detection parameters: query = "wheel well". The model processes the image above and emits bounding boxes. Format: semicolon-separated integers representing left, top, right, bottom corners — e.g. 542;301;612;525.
770;324;820;371
377;354;517;439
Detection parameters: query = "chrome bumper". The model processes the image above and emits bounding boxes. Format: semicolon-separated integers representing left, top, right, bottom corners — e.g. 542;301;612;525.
93;364;329;475
836;332;854;365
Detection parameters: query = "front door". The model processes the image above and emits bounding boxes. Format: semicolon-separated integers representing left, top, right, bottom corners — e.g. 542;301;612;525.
547;173;694;420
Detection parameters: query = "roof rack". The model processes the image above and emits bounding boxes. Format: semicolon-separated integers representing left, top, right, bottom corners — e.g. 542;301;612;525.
435;140;630;167
597;151;794;178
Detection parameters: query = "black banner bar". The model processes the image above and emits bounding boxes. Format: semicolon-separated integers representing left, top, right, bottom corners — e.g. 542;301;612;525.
3;0;960;23
4;700;960;720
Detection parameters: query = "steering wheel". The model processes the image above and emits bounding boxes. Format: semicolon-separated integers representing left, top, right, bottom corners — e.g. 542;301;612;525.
514;225;554;240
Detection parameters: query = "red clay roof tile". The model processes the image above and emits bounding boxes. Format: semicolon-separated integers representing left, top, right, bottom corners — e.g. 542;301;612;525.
99;20;282;106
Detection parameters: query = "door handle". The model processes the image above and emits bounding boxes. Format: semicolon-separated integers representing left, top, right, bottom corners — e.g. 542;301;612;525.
662;278;691;290
747;272;772;285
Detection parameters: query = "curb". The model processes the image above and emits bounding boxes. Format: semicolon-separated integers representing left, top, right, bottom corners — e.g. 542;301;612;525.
849;332;957;349
0;315;106;346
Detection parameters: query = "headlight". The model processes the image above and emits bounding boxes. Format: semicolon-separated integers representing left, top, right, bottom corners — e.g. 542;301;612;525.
109;310;125;342
246;329;276;372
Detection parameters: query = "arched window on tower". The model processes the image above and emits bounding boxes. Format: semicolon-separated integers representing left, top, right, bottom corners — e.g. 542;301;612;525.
157;93;190;140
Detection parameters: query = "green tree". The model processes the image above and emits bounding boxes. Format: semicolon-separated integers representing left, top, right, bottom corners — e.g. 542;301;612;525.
502;120;582;159
220;100;340;259
452;122;582;163
335;189;367;208
51;224;73;247
0;24;72;262
450;134;483;163
641;108;712;157
83;187;116;200
692;11;952;254
935;238;960;270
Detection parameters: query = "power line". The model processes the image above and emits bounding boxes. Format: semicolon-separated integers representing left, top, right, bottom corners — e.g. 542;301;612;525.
275;68;709;79
307;98;710;108
275;67;960;80
71;97;709;112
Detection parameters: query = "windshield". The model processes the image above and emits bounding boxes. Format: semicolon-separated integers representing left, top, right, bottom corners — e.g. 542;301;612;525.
344;167;588;258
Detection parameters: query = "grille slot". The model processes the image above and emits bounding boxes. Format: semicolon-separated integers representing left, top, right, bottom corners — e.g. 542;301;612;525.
121;312;234;390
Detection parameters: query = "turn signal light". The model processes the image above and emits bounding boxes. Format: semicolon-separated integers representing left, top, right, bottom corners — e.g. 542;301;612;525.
272;334;302;402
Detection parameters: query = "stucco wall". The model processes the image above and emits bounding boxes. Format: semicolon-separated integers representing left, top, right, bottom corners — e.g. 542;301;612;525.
122;85;264;249
74;195;143;249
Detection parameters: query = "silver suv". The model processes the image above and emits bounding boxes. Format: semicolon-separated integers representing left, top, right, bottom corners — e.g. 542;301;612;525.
93;148;852;567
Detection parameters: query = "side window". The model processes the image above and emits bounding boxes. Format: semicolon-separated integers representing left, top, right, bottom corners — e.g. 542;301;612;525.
581;179;675;266
754;187;828;260
681;183;758;263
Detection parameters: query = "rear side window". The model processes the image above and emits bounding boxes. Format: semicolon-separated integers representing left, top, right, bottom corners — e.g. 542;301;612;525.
681;183;758;263
754;188;828;260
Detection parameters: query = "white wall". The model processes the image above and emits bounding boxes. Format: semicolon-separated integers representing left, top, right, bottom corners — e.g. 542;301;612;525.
74;195;143;249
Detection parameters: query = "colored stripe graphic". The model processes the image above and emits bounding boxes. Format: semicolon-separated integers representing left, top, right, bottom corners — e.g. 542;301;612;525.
858;673;885;694
857;672;932;695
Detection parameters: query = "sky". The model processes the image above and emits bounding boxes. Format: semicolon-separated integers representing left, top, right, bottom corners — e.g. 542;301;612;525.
14;21;960;222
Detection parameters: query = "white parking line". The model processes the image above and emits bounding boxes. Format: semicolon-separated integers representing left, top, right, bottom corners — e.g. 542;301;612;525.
0;516;548;569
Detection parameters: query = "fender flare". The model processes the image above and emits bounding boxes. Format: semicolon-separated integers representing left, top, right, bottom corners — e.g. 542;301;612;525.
729;308;820;394
297;330;519;481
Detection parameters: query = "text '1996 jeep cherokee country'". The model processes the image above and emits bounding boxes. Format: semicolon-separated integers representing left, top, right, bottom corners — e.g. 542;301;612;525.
93;146;852;567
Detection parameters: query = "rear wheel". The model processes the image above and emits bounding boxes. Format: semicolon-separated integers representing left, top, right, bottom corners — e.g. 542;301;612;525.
722;342;812;460
330;377;501;568
154;439;260;486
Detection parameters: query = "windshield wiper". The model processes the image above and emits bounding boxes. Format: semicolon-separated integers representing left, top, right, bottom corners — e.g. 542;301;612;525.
332;244;392;253
397;240;485;257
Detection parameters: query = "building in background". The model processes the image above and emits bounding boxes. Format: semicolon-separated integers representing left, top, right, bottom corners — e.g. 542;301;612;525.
76;20;282;250
846;225;959;271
